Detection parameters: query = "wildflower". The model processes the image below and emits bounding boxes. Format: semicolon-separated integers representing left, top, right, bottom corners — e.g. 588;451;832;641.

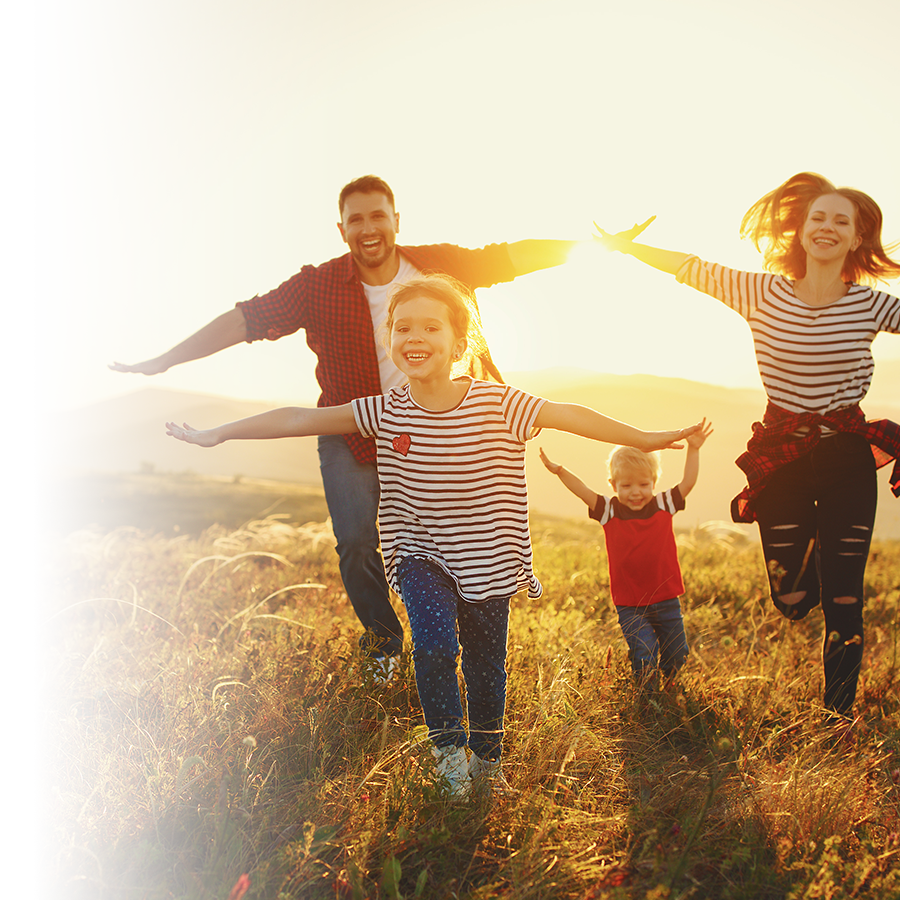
227;874;250;900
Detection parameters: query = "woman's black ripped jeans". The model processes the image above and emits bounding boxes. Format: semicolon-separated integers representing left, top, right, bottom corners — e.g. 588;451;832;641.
754;432;877;716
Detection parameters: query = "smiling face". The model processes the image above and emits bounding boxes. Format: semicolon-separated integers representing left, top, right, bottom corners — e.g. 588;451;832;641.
800;193;861;268
389;296;467;386
337;190;400;274
610;465;656;512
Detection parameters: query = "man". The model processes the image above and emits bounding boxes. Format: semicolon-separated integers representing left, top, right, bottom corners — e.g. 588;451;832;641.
111;175;578;681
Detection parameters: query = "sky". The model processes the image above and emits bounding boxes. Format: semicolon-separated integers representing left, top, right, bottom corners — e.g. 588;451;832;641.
14;0;900;415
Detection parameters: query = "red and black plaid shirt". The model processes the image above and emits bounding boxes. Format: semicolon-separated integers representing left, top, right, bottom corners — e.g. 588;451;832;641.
731;401;900;523
236;243;517;464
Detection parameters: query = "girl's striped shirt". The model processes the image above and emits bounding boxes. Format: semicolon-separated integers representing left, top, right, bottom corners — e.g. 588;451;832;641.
676;256;900;414
351;379;545;603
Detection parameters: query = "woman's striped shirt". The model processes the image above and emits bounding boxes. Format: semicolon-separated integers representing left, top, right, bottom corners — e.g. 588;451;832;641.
351;379;545;603
676;257;900;414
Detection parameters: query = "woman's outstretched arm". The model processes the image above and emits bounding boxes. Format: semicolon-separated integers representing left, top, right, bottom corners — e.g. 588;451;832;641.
594;220;691;275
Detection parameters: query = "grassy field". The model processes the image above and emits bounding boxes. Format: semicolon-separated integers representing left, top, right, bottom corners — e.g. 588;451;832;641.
49;475;900;899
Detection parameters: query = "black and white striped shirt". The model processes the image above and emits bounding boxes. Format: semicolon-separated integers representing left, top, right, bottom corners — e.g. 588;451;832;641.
676;257;900;414
352;380;546;603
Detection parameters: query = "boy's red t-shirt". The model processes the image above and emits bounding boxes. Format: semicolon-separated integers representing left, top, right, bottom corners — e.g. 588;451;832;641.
589;487;685;607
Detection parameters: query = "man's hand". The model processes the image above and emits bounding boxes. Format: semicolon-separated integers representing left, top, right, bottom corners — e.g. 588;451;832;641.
109;358;169;375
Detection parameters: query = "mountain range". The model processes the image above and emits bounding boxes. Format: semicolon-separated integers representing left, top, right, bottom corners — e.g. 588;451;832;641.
59;362;900;538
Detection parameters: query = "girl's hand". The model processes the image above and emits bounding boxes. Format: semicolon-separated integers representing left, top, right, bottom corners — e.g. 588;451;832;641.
593;216;656;250
643;421;706;452
165;421;220;448
685;418;714;449
538;447;562;474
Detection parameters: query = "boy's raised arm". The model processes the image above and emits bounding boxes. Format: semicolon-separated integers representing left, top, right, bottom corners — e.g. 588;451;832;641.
538;447;599;508
166;404;359;447
535;402;700;452
676;419;713;498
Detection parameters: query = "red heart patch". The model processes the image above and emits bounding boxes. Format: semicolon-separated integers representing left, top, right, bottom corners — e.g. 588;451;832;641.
392;434;411;456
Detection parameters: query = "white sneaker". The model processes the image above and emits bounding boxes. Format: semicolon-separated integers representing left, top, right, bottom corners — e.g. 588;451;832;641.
369;655;401;686
468;754;515;798
432;745;472;800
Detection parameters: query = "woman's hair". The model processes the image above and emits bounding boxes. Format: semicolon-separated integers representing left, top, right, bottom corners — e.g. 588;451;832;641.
384;273;503;381
607;445;660;485
740;172;900;285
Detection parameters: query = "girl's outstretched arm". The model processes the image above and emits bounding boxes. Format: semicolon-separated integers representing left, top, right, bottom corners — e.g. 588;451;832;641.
166;404;358;447
535;402;701;451
594;221;691;276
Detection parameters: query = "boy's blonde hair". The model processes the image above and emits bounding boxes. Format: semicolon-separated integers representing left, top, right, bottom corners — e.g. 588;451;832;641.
608;445;660;485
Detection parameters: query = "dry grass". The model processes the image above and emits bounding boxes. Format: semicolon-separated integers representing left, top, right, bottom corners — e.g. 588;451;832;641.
48;509;900;899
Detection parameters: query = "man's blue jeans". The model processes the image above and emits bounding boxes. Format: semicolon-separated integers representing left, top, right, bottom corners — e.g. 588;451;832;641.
615;597;688;679
398;555;510;761
318;434;403;658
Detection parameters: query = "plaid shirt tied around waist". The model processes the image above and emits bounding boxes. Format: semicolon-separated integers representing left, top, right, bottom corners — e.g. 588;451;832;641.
731;402;900;523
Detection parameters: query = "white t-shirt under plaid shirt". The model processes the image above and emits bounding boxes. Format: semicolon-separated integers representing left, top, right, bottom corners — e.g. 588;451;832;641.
351;379;546;603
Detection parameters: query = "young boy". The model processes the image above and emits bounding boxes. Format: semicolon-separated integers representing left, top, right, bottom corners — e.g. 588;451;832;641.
539;419;713;685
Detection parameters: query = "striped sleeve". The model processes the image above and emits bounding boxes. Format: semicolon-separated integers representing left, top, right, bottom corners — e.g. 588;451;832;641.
658;485;685;515
499;385;546;441
873;290;900;334
675;256;774;322
351;393;386;438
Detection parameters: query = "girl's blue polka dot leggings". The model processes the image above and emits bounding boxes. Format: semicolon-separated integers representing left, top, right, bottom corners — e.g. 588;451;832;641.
398;555;510;761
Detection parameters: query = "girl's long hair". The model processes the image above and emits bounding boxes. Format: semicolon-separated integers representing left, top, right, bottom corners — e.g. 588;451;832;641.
385;274;503;383
740;172;900;285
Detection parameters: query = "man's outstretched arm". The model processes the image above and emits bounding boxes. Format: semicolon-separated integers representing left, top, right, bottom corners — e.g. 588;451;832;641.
109;307;248;375
507;219;656;277
506;240;580;276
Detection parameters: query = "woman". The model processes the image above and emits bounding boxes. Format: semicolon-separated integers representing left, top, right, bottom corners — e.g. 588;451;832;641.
596;172;900;724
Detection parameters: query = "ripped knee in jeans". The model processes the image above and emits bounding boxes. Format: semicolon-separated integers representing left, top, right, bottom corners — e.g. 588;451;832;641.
838;524;871;558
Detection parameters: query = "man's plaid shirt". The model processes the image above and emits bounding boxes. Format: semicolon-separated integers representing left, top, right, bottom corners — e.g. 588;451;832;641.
236;243;517;465
731;401;900;523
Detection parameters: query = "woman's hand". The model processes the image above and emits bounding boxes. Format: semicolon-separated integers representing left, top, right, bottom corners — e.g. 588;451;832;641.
593;216;656;250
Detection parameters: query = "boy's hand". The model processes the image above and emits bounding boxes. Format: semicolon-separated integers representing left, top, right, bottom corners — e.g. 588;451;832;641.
538;447;562;474
593;216;656;250
685;418;713;449
166;421;220;448
643;420;708;451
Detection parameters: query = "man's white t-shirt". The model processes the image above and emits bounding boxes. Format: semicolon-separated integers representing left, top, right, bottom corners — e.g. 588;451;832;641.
362;255;420;392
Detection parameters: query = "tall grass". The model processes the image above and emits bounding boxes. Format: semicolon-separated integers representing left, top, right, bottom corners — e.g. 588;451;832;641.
49;514;900;899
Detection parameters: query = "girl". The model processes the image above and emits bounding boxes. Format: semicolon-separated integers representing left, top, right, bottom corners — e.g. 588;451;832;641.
167;273;700;798
596;172;900;727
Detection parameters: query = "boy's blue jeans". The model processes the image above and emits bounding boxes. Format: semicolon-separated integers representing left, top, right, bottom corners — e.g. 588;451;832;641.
615;597;689;679
397;555;509;761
